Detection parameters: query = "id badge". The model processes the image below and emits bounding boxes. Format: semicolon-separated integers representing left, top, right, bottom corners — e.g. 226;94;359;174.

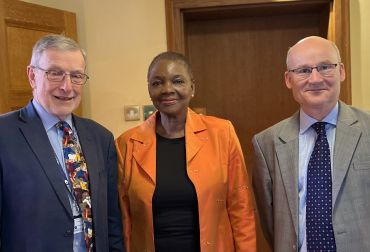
74;217;83;234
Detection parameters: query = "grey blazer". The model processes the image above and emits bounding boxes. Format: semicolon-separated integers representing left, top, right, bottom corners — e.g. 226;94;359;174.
252;101;370;252
0;102;124;251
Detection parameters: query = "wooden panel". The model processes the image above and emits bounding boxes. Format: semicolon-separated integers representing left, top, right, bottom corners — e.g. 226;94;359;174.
6;27;51;111
187;13;322;170
7;27;49;90
0;0;8;113
0;0;79;115
166;0;351;104
330;0;351;103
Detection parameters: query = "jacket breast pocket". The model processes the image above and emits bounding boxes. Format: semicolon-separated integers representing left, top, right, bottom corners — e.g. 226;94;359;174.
353;160;370;170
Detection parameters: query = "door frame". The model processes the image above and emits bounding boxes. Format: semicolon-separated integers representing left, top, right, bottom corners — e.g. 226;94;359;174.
165;0;351;104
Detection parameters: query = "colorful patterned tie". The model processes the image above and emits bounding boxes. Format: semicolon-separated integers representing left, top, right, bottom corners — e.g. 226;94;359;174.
56;121;93;252
306;122;336;251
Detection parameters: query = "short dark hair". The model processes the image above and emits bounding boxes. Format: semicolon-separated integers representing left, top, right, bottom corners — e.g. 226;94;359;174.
147;51;194;81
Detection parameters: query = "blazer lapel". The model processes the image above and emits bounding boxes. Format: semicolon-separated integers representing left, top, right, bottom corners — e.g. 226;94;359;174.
332;102;361;206
73;116;101;214
19;103;72;216
276;113;300;236
185;109;207;164
131;116;157;184
129;109;207;184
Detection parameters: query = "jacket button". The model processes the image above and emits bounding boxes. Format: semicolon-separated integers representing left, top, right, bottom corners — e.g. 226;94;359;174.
64;229;73;237
292;244;297;250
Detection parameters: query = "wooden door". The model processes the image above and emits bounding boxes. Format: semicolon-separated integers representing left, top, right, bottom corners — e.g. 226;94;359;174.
0;0;79;114
166;0;350;251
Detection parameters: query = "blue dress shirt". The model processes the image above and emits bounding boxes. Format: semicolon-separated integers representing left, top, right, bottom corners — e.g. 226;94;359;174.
298;102;338;252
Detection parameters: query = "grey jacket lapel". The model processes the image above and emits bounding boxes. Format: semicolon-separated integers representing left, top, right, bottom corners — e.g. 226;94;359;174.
276;112;300;236
332;102;361;205
19;103;72;216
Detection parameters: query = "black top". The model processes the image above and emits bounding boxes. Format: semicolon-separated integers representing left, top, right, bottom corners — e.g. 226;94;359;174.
152;133;200;252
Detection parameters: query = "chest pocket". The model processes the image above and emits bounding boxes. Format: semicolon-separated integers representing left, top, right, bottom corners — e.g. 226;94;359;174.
353;161;370;170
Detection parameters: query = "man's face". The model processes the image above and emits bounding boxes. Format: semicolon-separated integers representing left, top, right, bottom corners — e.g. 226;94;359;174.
285;37;345;117
27;49;85;120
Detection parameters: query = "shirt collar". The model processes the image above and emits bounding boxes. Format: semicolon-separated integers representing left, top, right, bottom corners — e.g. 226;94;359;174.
299;102;339;134
32;99;73;131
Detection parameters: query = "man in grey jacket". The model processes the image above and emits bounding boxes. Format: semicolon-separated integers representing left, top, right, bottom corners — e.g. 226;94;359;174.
253;36;370;252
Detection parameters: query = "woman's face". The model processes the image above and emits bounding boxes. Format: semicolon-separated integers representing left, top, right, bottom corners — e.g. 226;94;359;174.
148;59;194;118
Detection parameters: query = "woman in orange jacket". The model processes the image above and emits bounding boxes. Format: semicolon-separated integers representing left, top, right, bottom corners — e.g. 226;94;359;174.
115;52;256;252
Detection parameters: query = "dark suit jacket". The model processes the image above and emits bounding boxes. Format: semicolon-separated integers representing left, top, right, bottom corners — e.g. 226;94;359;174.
252;101;370;252
0;102;124;252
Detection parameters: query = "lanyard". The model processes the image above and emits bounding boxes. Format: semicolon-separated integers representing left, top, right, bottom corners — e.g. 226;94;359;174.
54;152;82;217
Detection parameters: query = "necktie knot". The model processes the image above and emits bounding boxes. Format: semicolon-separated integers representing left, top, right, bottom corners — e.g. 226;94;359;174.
311;122;327;136
56;121;72;135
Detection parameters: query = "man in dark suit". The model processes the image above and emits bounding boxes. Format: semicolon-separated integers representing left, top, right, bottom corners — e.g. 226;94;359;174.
253;36;370;251
0;35;124;251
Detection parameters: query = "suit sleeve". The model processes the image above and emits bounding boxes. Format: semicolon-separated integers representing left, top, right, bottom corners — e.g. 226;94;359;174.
226;122;256;252
106;135;125;251
252;135;273;247
115;136;131;252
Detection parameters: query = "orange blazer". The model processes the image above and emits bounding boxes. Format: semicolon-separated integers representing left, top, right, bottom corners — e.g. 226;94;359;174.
115;109;256;252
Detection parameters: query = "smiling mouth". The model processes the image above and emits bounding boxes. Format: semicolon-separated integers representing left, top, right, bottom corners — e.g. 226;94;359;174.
160;99;177;105
306;88;327;92
55;95;74;101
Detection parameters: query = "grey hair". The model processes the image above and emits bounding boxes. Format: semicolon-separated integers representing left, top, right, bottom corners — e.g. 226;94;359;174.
30;34;87;67
147;51;194;82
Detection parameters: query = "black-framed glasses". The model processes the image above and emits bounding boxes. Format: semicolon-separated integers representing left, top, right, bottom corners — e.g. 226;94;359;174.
288;63;339;79
32;66;89;85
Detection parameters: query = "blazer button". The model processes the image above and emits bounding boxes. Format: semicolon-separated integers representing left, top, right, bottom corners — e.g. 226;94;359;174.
64;229;73;237
292;244;297;250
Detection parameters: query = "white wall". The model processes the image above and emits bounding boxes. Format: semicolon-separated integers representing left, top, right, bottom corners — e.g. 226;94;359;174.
79;0;167;137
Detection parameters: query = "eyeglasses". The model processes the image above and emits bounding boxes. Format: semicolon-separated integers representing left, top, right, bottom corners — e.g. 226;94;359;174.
32;66;89;85
288;63;339;79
